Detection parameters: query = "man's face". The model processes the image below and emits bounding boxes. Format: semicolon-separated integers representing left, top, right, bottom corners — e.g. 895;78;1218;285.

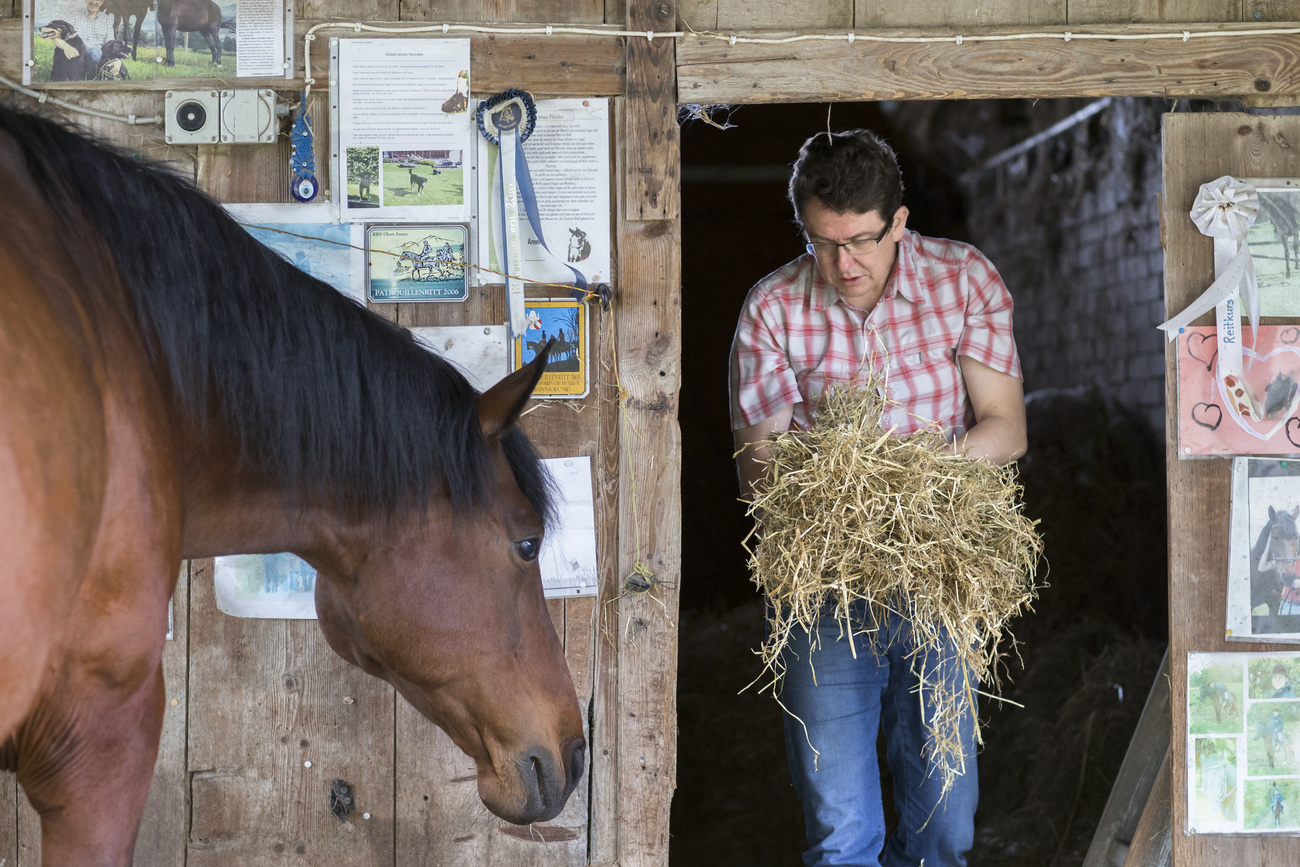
801;197;908;308
1276;674;1288;690
86;0;104;14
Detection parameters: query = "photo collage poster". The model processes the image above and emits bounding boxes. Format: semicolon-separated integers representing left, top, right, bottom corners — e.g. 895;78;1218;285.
1228;458;1300;643
1188;651;1300;835
26;0;288;83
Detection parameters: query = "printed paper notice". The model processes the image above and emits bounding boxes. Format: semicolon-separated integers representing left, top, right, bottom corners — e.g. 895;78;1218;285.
538;457;598;598
477;98;611;285
336;39;471;223
236;0;285;77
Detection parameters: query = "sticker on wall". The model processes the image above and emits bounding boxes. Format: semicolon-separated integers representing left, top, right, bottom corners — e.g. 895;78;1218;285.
1177;325;1300;457
538;457;598;598
365;224;469;302
513;298;589;399
226;202;365;304
1243;179;1300;317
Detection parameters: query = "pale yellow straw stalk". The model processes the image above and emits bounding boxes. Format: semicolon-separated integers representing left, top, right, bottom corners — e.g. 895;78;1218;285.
745;373;1043;795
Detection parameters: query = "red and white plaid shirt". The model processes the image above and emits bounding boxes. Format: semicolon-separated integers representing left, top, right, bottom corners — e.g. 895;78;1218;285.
730;230;1021;437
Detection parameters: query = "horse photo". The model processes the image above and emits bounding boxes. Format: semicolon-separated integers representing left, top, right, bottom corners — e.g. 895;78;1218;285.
1251;504;1300;628
0;106;584;865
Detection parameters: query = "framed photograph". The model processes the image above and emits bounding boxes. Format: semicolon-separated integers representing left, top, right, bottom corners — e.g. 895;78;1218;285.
1244;178;1300;318
1187;651;1300;835
1229;458;1300;641
365;224;469;303
25;0;289;83
1177;325;1300;457
513;298;589;399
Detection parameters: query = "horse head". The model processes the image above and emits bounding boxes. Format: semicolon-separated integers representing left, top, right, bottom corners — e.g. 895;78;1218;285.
309;346;584;824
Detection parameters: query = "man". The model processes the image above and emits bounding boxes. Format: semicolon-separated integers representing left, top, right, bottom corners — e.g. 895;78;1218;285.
730;129;1026;867
1272;662;1296;699
50;0;116;72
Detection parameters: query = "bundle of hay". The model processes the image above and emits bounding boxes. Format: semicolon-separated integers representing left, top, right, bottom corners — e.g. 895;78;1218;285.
746;375;1043;794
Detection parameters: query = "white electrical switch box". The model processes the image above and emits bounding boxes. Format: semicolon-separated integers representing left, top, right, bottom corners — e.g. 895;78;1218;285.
219;89;277;144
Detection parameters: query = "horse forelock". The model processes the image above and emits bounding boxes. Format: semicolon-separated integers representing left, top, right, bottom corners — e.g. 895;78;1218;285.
0;104;550;519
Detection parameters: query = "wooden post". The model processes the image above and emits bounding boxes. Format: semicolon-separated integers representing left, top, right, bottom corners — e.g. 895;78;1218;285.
590;2;682;865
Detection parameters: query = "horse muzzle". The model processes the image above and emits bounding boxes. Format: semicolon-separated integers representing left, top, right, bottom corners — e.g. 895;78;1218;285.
480;735;586;824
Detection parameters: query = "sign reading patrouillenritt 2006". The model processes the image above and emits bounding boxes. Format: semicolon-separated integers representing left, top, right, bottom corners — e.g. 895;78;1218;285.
365;223;469;303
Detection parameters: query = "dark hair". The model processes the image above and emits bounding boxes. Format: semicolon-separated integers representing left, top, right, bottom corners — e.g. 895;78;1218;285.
788;129;904;229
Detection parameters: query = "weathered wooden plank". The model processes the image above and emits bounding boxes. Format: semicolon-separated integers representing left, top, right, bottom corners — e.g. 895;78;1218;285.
856;0;1063;27
590;266;624;864
1082;649;1170;867
679;0;717;30
187;559;396;866
677;23;1300;103
0;773;13;866
1067;0;1235;23
134;564;191;865
1122;747;1171;867
1163;111;1300;867
625;1;678;222
305;0;398;20
716;0;851;29
15;786;37;867
397;0;604;22
0;19;625;97
1249;1;1300;22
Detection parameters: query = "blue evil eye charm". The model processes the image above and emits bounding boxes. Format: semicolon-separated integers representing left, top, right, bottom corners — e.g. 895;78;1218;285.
291;174;319;203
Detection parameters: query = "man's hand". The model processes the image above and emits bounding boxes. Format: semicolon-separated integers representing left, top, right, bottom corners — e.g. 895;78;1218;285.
733;405;794;501
54;37;79;58
952;355;1027;465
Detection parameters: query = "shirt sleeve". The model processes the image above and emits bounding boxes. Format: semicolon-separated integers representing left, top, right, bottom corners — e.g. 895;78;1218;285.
956;250;1022;379
729;288;801;431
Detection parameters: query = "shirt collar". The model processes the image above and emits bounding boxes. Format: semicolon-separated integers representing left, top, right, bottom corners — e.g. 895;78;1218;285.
808;230;926;310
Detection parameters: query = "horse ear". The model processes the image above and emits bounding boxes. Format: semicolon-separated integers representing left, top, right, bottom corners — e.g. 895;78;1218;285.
1272;506;1280;522
477;339;552;440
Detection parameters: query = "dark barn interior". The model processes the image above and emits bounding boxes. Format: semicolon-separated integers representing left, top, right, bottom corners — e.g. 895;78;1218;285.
670;99;1173;866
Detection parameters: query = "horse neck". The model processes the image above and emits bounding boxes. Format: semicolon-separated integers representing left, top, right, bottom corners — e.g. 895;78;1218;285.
1253;520;1277;575
175;415;336;562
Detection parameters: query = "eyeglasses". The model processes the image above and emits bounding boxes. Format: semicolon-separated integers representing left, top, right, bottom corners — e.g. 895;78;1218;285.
805;214;895;260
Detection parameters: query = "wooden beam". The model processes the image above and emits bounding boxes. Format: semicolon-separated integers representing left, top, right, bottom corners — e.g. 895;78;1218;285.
624;0;679;220
0;19;625;98
677;22;1300;103
1122;748;1172;867
1082;649;1171;867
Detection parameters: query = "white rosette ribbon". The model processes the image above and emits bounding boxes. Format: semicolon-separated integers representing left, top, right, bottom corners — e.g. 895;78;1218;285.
1158;176;1259;344
1159;176;1262;419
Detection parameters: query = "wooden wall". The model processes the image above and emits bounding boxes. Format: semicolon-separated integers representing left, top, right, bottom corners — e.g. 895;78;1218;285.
1162;111;1300;867
0;1;680;865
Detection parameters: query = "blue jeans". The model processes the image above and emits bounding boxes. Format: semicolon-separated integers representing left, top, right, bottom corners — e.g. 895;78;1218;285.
779;607;979;867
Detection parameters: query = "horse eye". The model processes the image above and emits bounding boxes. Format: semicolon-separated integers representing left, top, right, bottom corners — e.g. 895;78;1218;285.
514;537;541;562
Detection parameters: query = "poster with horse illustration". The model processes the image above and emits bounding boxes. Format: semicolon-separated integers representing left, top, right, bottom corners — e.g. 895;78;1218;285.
1187;651;1300;835
1228;458;1300;642
1178;325;1300;457
26;0;287;83
514;298;589;399
365;224;468;302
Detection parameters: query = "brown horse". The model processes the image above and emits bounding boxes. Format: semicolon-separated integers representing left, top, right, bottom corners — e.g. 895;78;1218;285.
0;106;584;865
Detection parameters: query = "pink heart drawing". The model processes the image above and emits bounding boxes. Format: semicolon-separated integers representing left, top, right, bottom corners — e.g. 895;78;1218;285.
1217;345;1300;441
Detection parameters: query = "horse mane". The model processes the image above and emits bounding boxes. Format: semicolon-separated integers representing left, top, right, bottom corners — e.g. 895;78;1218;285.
0;105;551;519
